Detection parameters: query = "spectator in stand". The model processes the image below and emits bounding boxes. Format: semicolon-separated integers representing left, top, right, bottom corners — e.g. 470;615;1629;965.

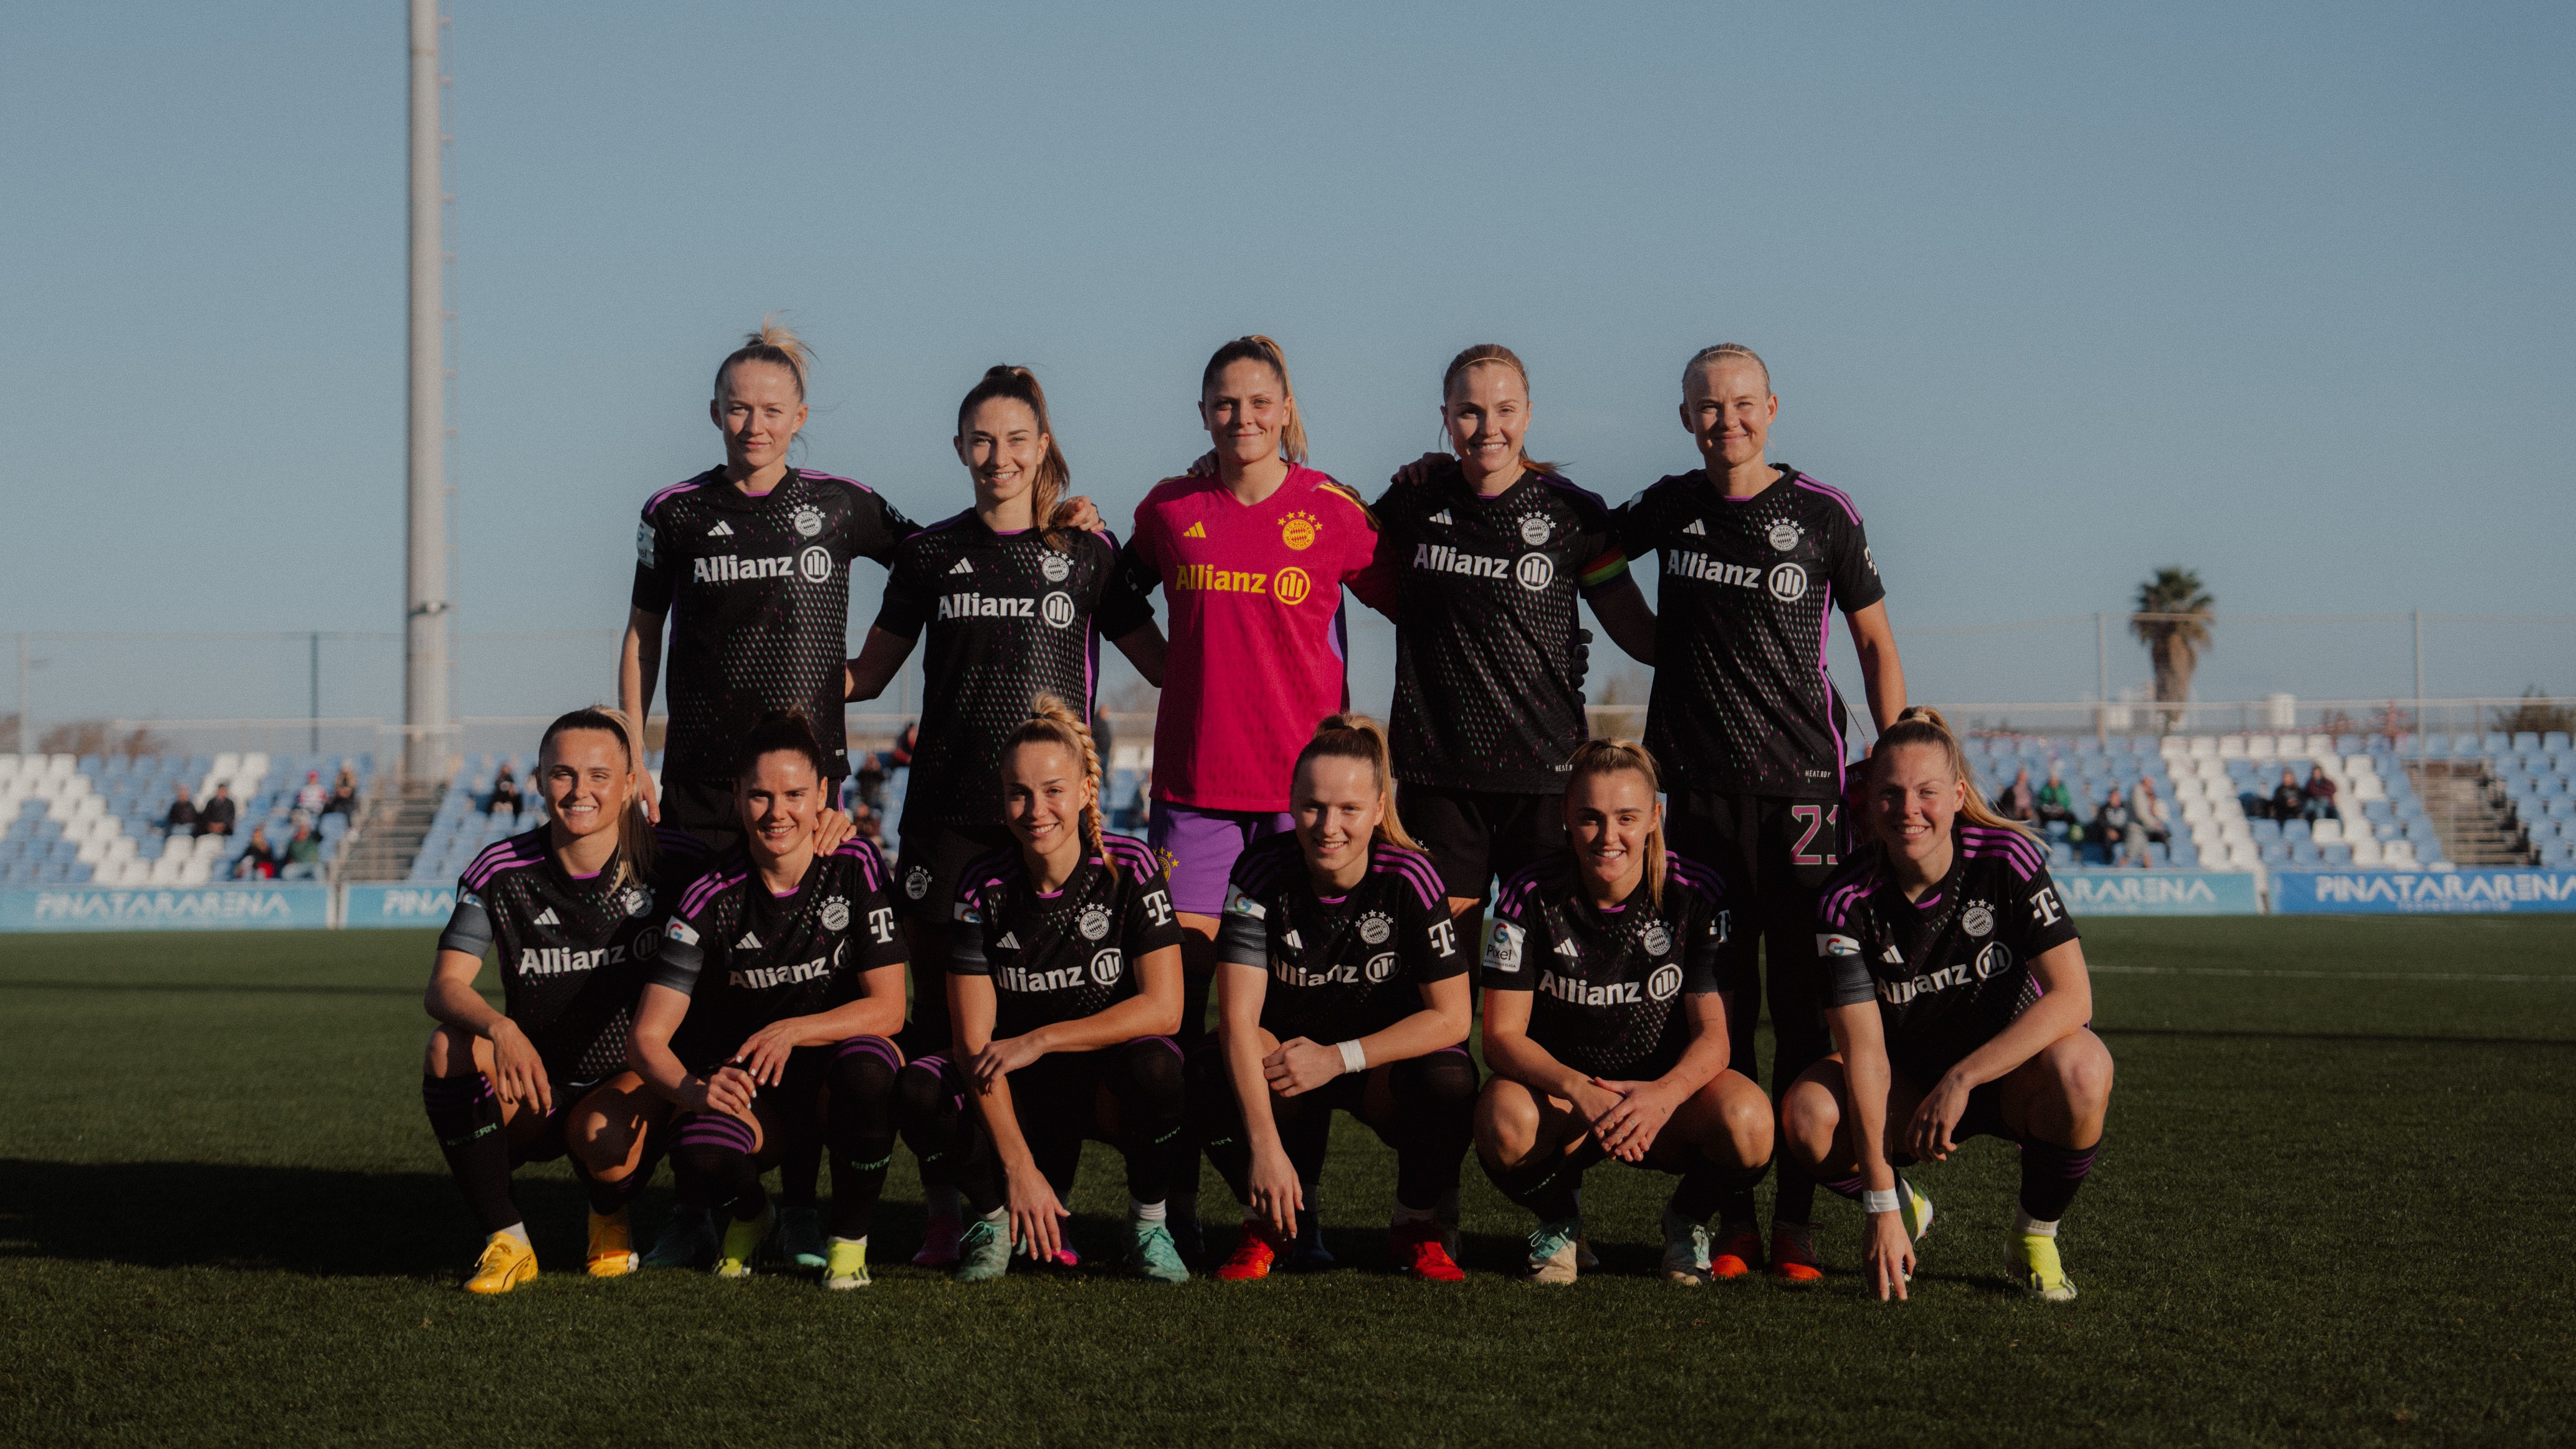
853;750;887;816
2269;768;2306;823
233;825;279;880
163;783;199;838
280;821;325;881
1995;765;2038;825
2035;760;2080;840
323;775;359;820
2303;765;2339;822
296;770;328;815
198;783;237;838
487;765;521;818
849;798;885;846
2131;775;2170;848
890;722;918;771
2094;785;2146;868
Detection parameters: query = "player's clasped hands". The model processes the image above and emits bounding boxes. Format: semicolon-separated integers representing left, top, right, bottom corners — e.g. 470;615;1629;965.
1262;1037;1347;1098
1585;1078;1677;1163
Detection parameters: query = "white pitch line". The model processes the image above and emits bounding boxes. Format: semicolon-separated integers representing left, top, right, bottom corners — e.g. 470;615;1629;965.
2091;964;2575;984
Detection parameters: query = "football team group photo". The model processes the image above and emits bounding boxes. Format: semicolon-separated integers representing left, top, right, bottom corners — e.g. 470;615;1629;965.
6;4;2569;1445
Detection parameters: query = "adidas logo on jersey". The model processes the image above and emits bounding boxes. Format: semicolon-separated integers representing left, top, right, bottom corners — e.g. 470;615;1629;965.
1428;510;1453;525
533;907;560;926
995;931;1019;950
1182;522;1207;538
1555;937;1583;959
707;521;734;537
1682;519;1706;535
948;558;974;575
736;931;762;950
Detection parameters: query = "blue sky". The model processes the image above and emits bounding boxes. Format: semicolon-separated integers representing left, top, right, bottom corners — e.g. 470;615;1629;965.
3;2;2569;729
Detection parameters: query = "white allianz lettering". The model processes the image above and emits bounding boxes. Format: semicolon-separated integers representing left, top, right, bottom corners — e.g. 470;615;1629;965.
1876;962;1977;1007
999;962;1094;994
728;955;833;990
518;945;613;977
1411;543;1514;580
1665;551;1766;589
693;554;797;584
937;593;1038;620
1538;970;1641;1007
1273;957;1362;988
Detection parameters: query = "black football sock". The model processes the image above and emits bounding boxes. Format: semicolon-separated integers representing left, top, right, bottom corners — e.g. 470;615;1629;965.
422;1073;517;1235
2018;1137;2100;1225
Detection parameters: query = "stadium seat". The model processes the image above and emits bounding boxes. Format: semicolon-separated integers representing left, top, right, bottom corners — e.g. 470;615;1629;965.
2321;843;2353;866
2310;818;2342;844
2382;839;2418;866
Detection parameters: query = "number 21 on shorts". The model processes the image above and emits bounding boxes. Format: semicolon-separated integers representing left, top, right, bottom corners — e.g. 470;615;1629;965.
1791;804;1839;867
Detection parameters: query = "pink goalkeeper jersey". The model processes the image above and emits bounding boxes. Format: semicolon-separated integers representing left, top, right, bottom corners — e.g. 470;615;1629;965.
1127;466;1386;812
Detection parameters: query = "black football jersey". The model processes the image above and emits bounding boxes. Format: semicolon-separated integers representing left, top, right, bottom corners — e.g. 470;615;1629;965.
1482;853;1736;1080
1613;467;1885;799
1214;834;1467;1045
631;467;920;784
871;515;1152;846
647;839;909;1073
1368;463;1631;793
437;825;712;1082
1815;825;2081;1085
949;833;1185;1040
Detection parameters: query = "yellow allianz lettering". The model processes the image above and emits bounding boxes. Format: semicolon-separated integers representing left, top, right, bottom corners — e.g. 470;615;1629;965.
1173;564;1270;595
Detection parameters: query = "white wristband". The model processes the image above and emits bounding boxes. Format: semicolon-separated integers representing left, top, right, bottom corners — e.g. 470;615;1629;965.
1862;1187;1902;1214
1335;1040;1367;1075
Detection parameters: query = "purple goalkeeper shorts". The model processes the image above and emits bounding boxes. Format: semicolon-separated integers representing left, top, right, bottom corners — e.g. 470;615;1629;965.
1147;801;1294;917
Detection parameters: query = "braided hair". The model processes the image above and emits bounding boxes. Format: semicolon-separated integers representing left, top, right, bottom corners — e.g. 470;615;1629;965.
1003;694;1114;878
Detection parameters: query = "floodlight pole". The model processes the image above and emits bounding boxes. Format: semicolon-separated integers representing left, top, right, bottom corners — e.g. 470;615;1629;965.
403;0;451;782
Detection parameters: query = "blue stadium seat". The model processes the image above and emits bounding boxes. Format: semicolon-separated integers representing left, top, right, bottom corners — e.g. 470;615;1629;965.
2321;843;2352;866
2516;732;2542;753
2282;819;2311;843
2259;841;2289;864
2290;841;2323;866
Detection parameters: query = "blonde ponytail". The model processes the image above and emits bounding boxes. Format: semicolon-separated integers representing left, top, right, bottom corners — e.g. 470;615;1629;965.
1004;694;1113;878
1871;705;2033;841
1567;738;1667;908
1291;713;1417;852
1201;335;1307;466
716;314;813;400
537;705;660;891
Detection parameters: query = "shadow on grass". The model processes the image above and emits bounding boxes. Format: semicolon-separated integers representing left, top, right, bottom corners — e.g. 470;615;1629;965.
2096;1026;2576;1048
0;1159;942;1279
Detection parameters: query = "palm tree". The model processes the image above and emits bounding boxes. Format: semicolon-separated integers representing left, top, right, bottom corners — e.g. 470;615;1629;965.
2131;567;2214;732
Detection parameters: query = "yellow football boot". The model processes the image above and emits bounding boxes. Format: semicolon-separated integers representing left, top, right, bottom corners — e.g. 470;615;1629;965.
715;1206;773;1279
2008;1228;2078;1302
463;1232;538;1295
824;1238;871;1291
586;1209;639;1278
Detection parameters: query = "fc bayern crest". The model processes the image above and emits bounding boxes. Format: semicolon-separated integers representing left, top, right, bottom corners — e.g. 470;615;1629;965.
1768;520;1802;552
1358;912;1392;945
905;866;932;900
1519;514;1551;546
1962;904;1994;938
822;896;851;932
1039;552;1072;582
793;505;824;538
1079;906;1112;940
1641;923;1671;956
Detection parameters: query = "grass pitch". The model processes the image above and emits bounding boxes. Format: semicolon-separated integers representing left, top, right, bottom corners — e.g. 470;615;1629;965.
1;916;2572;1447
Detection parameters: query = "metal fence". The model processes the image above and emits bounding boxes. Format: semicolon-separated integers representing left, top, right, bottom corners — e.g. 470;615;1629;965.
6;615;2569;777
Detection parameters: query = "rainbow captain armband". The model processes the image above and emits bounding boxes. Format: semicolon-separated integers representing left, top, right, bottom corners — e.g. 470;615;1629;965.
1576;548;1629;593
